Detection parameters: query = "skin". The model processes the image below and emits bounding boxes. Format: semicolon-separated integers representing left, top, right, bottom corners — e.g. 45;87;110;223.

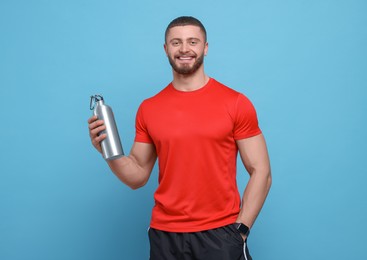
88;24;271;241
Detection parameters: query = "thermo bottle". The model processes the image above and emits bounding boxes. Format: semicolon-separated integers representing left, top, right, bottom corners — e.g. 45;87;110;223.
90;95;124;160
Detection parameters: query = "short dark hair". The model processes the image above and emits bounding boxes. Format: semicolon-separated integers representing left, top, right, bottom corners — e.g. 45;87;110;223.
165;16;207;43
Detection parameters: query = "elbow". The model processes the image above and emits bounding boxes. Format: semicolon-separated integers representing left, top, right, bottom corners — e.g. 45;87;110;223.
129;185;141;190
128;179;148;190
266;169;272;191
129;184;143;190
249;165;272;189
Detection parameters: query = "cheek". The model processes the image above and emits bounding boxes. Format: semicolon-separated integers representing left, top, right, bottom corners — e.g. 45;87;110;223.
164;45;174;57
166;48;176;57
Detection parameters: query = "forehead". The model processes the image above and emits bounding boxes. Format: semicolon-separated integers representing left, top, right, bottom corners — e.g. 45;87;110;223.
166;25;205;41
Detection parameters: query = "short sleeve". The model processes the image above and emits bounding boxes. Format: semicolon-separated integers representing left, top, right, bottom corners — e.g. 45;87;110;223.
233;94;262;140
134;102;153;143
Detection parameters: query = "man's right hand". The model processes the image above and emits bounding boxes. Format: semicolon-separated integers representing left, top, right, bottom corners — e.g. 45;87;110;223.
88;115;107;154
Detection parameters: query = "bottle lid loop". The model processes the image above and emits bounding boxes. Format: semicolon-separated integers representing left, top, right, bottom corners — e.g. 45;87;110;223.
90;94;104;110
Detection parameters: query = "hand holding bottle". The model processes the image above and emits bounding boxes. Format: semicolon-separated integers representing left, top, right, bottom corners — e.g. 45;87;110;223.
88;95;124;160
88;115;107;154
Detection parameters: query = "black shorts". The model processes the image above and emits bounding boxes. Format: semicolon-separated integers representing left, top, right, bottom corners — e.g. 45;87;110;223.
148;224;252;260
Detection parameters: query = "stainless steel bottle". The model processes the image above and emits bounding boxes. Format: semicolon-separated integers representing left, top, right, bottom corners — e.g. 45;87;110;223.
90;95;124;160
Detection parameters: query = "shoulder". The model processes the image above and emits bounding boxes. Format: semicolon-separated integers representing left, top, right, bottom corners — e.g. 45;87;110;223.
210;78;251;102
139;83;172;108
209;79;258;119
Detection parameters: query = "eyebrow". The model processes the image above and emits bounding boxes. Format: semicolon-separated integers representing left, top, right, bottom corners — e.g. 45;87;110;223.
169;37;201;43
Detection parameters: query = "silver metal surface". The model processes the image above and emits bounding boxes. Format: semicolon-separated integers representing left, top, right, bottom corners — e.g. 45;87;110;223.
92;96;124;160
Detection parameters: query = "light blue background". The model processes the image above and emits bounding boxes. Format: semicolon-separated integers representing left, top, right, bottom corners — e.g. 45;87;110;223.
1;0;366;259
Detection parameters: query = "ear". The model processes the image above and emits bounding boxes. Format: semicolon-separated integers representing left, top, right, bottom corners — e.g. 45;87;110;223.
164;43;168;56
204;42;209;56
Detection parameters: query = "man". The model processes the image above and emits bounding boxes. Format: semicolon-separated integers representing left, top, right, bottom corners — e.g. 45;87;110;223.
88;16;271;260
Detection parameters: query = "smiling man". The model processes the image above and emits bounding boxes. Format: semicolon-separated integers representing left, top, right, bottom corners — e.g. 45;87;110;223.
165;23;207;76
88;16;271;260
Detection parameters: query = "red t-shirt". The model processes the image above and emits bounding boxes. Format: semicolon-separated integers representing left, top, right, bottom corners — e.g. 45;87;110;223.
135;78;261;232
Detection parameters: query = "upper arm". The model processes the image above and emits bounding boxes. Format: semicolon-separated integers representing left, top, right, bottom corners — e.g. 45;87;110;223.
236;134;271;176
129;142;157;175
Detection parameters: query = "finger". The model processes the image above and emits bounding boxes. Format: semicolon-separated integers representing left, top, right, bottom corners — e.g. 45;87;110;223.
88;119;105;130
95;133;107;143
87;115;98;124
90;125;106;137
92;133;105;143
92;134;107;151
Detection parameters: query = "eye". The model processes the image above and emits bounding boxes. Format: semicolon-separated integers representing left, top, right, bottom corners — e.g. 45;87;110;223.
172;41;180;46
189;40;198;46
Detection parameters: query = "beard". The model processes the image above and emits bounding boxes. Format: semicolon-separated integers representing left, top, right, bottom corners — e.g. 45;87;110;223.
168;53;205;75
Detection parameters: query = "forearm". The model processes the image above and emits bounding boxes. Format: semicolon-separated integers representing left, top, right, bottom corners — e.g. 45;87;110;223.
88;116;156;188
236;167;272;228
106;155;151;190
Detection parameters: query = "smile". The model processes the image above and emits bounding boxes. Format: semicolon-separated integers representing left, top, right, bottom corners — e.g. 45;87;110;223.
176;56;195;63
178;56;194;59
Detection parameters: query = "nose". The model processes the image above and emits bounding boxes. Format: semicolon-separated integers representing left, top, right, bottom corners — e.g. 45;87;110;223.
179;42;189;53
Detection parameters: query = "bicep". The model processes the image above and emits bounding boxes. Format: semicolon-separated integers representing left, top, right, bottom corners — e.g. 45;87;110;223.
236;134;270;175
129;142;157;173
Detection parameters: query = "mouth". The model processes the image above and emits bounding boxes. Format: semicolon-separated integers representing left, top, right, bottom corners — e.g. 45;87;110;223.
176;55;195;63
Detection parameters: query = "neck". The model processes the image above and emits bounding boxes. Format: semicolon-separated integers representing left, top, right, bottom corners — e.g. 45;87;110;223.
171;67;209;92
